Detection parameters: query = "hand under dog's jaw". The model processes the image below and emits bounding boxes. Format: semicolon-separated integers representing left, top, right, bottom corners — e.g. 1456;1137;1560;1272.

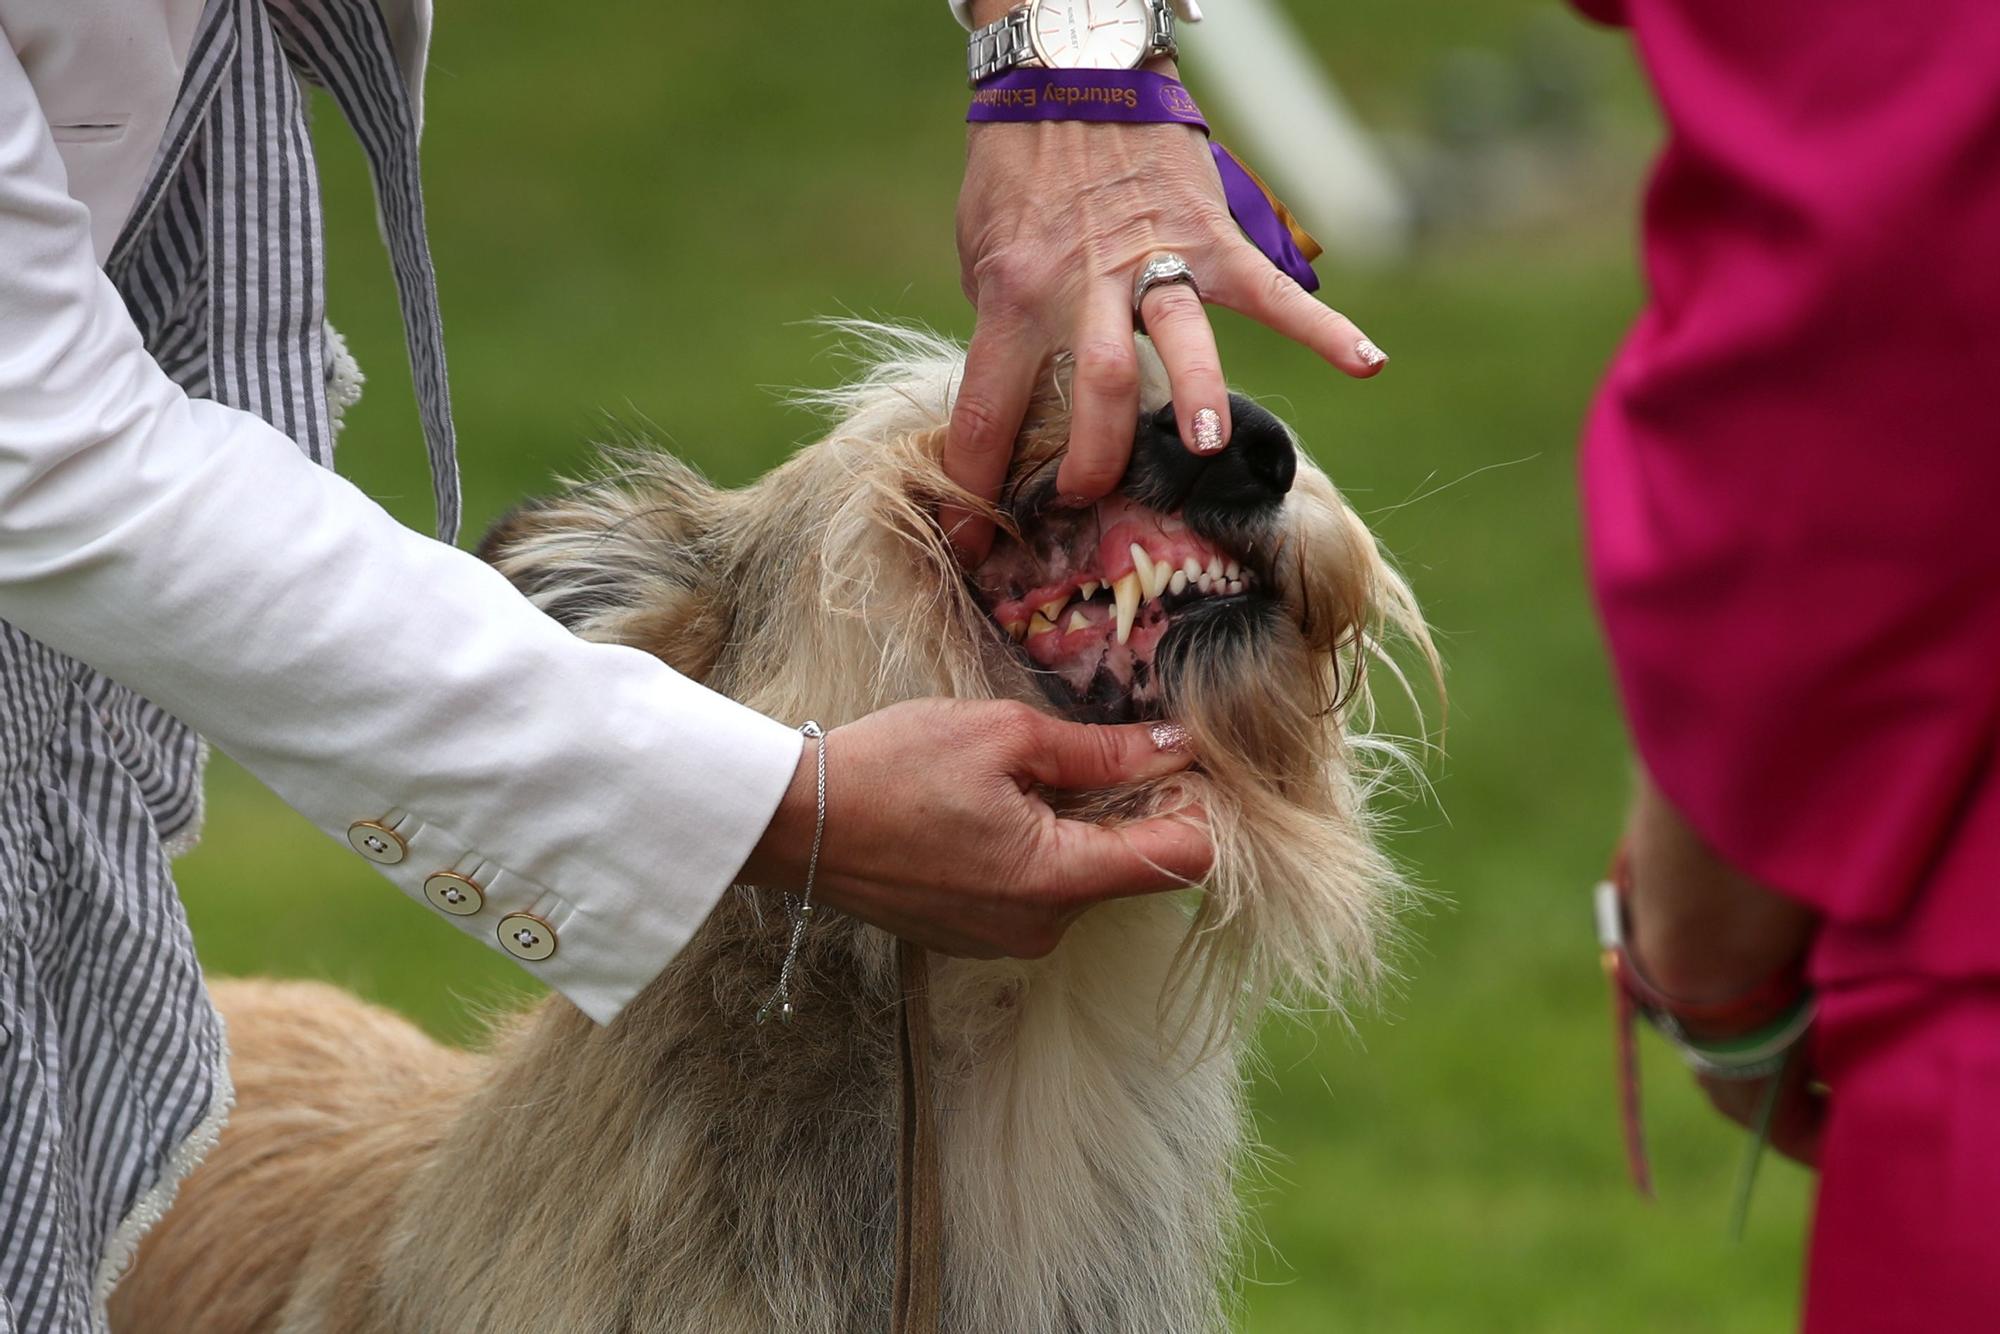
971;493;1274;724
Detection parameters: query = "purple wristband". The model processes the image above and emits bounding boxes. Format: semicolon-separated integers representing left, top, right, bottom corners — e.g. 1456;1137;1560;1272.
968;68;1210;128
967;69;1322;293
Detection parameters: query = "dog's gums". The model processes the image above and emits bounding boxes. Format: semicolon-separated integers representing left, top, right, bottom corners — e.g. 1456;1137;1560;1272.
973;494;1263;720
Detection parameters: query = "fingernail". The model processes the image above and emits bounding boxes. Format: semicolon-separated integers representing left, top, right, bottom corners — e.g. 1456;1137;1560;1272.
1355;338;1389;369
1191;408;1224;455
1150;722;1192;753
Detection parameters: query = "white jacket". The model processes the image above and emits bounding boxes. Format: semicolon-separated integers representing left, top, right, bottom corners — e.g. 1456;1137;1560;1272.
0;0;804;1024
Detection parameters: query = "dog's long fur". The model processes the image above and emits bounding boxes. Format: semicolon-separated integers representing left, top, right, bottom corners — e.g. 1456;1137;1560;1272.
109;330;1430;1333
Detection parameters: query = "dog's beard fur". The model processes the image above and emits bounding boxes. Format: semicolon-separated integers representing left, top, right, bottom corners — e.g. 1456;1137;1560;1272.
490;325;1429;1030
109;327;1432;1334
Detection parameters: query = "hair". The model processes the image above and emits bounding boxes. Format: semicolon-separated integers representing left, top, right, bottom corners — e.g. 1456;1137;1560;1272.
112;328;1434;1334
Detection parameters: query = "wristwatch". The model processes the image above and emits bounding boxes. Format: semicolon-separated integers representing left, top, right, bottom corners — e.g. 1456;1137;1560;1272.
967;0;1178;86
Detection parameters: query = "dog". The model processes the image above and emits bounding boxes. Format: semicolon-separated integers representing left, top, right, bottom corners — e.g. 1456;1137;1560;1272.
108;328;1431;1333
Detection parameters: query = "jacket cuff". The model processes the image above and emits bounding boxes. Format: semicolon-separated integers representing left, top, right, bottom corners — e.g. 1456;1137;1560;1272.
326;653;806;1025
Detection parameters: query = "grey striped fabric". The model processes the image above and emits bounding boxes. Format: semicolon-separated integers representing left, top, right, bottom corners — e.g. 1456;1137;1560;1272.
0;1;458;1328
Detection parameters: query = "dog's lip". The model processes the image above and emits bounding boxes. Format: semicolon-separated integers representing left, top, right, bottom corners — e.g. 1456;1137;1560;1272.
976;496;1265;640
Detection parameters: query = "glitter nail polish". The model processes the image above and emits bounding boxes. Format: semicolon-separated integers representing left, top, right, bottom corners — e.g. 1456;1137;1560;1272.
1192;408;1224;454
1150;722;1192;753
1355;338;1388;368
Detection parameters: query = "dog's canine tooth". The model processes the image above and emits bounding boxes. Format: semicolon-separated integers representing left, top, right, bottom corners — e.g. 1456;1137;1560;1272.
1182;556;1202;580
1027;611;1058;638
1128;544;1155;594
1113;572;1141;645
1079;580;1101;600
1169;570;1189;596
1038;597;1068;622
1004;619;1028;641
1067;609;1090;632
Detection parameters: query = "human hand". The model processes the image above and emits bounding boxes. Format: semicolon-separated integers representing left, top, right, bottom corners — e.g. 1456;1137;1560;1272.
1696;1061;1826;1168
737;699;1211;958
944;68;1386;562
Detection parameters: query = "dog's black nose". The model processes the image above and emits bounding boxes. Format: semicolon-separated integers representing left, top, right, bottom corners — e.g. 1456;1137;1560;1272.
1126;396;1297;516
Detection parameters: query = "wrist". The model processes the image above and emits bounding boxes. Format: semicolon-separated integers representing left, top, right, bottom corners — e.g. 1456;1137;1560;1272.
736;744;817;890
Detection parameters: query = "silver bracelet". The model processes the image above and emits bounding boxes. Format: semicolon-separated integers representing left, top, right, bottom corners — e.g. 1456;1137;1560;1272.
756;720;827;1025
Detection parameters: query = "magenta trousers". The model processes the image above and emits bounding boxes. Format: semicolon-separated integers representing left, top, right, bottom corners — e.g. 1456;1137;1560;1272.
1806;980;2000;1333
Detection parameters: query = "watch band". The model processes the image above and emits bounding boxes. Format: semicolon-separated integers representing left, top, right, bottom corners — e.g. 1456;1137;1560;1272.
967;8;1037;85
967;2;1178;87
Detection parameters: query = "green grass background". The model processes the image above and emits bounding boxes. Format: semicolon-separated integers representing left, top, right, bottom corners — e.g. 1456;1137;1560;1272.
174;2;1813;1328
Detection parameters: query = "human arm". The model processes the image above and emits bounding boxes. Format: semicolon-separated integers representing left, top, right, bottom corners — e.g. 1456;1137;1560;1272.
0;37;1207;1024
1623;774;1824;1163
942;0;1386;561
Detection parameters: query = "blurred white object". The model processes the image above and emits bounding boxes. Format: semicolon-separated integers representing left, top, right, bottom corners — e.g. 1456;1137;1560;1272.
1185;0;1413;266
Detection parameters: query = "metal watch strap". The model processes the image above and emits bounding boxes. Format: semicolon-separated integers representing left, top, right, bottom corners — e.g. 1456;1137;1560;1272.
967;2;1177;87
968;8;1036;84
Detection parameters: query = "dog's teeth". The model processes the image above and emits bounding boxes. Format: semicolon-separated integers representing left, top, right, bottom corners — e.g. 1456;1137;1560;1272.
1225;560;1241;581
1142;554;1172;599
1207;556;1225;581
1027;611;1058;638
1038;597;1068;622
1169;570;1189;596
1079;580;1101;600
1128;544;1155;591
1197;573;1214;594
1004;619;1028;641
1067;609;1090;632
1225;579;1244;596
1182;556;1203;580
1113;572;1141;645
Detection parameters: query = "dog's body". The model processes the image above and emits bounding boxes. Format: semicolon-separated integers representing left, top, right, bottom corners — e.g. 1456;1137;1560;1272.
110;332;1427;1333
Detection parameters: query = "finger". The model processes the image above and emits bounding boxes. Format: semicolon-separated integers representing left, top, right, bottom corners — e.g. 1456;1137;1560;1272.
1054;294;1145;503
1015;716;1196;791
943;313;1044;564
1205;242;1388;379
1139;281;1231;456
1048;812;1215;904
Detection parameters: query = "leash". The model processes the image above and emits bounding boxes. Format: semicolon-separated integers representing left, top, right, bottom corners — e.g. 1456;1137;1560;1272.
892;939;942;1334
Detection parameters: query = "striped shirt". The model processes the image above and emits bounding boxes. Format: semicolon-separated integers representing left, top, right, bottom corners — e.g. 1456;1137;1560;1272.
0;0;454;1327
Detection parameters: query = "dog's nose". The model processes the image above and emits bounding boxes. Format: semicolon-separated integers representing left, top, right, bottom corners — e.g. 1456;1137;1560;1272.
1130;397;1297;514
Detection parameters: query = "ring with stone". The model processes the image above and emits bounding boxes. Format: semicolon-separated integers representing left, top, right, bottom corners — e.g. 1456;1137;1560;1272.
1132;253;1200;334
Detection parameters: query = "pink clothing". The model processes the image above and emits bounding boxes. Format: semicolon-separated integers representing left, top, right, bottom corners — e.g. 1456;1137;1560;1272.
1579;0;2000;983
1580;8;2000;1328
1807;979;2000;1333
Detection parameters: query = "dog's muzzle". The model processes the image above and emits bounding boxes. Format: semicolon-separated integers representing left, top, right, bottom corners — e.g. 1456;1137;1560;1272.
969;395;1297;724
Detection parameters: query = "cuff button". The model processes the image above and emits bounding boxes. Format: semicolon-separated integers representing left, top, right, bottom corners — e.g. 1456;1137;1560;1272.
497;912;557;962
346;820;408;866
423;872;485;917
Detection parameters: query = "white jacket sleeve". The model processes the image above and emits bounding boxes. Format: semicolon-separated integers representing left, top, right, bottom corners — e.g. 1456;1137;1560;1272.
0;39;802;1025
949;0;1203;29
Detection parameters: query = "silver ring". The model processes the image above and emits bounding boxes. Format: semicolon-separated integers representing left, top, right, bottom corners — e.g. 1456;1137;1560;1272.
1133;252;1200;334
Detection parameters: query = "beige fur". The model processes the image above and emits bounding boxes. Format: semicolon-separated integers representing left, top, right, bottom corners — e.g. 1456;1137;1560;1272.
110;329;1431;1333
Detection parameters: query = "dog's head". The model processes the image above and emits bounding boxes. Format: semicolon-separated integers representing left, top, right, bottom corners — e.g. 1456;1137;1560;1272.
482;327;1432;1020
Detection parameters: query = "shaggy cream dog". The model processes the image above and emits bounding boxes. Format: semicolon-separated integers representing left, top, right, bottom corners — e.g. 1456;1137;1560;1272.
109;330;1431;1333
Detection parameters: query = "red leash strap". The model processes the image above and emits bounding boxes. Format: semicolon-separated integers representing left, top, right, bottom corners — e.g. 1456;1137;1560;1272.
1605;945;1656;1198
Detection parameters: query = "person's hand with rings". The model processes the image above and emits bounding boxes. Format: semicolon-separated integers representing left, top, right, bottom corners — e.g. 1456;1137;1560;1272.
943;32;1389;563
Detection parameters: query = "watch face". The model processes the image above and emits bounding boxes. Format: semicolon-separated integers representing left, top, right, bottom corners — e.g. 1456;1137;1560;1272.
1030;0;1152;72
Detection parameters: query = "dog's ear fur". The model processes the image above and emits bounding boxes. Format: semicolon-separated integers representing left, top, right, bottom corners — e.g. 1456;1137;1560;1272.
476;453;736;681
